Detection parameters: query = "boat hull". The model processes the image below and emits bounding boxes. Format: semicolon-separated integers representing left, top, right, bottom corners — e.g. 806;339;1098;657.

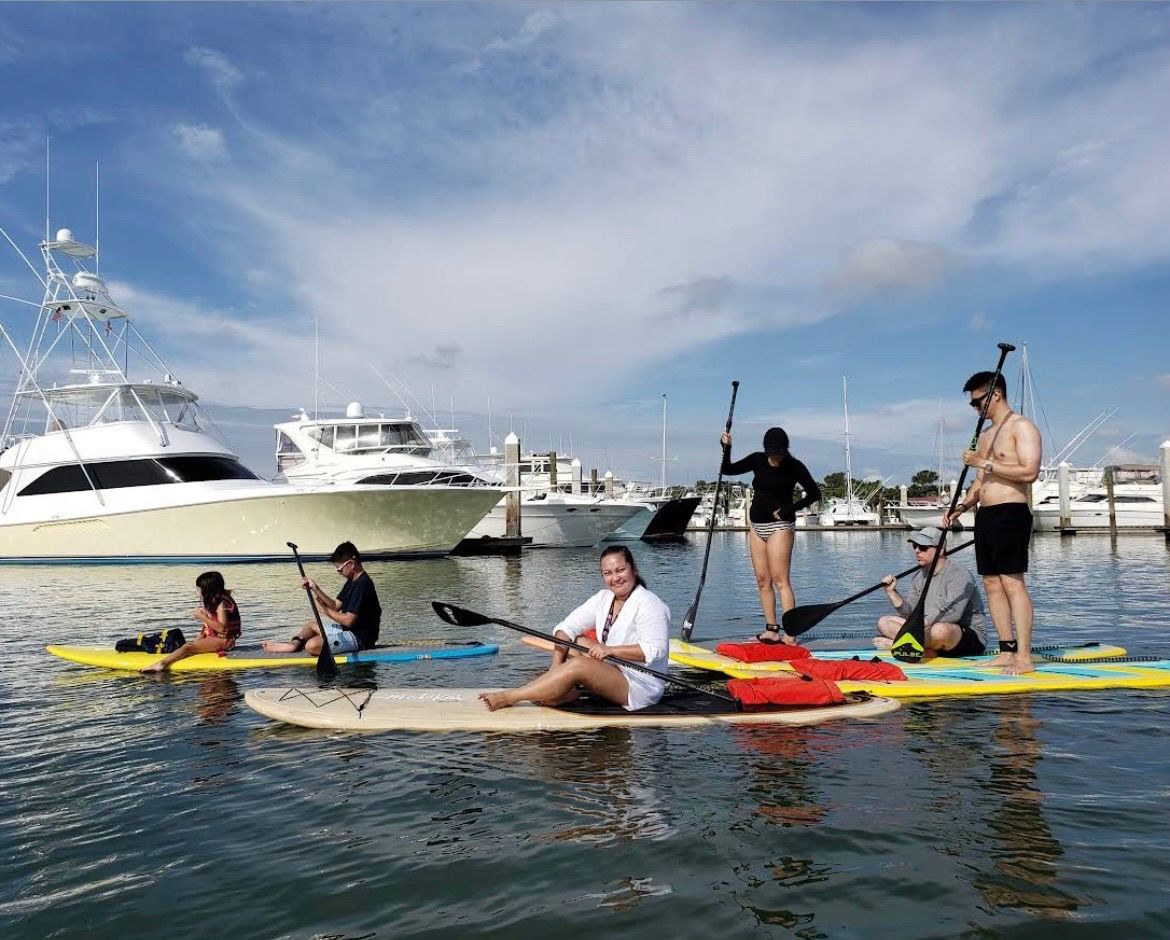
471;499;645;548
0;486;501;562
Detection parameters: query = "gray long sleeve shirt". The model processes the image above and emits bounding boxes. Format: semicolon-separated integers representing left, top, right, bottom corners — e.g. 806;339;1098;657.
895;561;987;641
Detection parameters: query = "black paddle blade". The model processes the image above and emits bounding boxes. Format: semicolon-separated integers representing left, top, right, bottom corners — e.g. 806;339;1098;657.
890;613;926;663
431;601;491;627
316;649;337;680
781;602;841;638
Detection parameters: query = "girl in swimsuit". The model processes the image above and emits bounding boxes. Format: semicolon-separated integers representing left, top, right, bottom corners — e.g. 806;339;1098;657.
141;571;242;673
721;427;821;644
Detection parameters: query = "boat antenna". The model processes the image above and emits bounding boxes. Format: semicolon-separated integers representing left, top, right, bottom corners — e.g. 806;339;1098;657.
95;160;100;274
45;137;50;246
314;317;319;420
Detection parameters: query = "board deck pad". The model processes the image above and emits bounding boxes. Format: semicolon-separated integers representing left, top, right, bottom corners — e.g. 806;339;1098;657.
244;686;901;732
46;642;499;672
668;639;1128;676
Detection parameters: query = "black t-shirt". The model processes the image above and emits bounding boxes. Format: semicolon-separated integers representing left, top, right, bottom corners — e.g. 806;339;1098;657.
720;448;822;523
337;571;382;649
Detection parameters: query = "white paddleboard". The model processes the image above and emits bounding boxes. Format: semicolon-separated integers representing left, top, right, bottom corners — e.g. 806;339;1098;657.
244;686;899;732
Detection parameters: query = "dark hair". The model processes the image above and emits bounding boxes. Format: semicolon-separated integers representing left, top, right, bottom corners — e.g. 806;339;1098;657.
963;371;1007;395
330;541;361;565
195;570;230;613
599;544;647;588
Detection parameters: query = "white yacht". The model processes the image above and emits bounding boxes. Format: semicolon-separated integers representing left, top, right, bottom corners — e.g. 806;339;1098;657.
1032;466;1163;531
0;227;497;562
461;450;646;548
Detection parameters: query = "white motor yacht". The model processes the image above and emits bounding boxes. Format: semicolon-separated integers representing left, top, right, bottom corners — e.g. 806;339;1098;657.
1032;466;1163;531
425;441;646;547
0;227;497;562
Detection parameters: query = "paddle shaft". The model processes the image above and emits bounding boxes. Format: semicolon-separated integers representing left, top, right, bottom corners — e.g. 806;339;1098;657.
681;380;739;642
783;540;973;636
287;541;337;679
432;601;740;707
892;343;1014;662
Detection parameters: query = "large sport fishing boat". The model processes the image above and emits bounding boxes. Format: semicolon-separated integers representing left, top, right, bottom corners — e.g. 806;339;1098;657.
0;226;499;562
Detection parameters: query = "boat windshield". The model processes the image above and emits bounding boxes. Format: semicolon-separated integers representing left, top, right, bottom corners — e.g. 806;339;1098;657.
36;384;205;432
307;422;432;456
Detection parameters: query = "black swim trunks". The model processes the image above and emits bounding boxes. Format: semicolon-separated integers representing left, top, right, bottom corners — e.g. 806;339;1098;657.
974;503;1032;576
937;624;987;658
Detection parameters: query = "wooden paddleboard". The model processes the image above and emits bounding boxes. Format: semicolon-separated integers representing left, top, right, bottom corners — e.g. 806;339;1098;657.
46;643;498;673
244;686;901;732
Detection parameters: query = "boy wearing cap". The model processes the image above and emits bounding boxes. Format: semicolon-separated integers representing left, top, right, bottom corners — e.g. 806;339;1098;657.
874;527;987;657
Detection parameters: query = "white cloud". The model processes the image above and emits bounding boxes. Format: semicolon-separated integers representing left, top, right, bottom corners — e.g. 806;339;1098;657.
1157;374;1170;390
173;123;227;161
99;6;1170;478
184;46;244;92
828;239;959;303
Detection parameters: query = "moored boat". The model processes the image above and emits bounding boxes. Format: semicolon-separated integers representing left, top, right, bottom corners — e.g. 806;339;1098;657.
0;226;498;562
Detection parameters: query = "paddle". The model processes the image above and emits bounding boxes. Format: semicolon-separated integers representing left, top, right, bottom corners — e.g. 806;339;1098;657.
781;539;974;638
681;380;740;643
431;600;741;708
891;343;1015;662
287;541;337;679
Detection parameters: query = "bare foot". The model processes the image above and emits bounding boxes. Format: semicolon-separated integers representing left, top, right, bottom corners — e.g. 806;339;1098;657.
985;652;1017;668
140;662;166;673
872;636;893;650
478;691;512;711
262;640;301;653
1001;654;1035;676
781;633;798;647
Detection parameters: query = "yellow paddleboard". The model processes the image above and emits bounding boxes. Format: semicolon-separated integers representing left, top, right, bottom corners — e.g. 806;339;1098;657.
668;639;1128;676
46;643;498;672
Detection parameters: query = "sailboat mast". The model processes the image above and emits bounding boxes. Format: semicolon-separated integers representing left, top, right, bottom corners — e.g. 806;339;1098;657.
843;376;853;504
660;393;668;491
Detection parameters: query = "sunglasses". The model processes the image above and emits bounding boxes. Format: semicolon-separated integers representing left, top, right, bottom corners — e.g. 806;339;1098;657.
335;558;354;573
911;543;935;551
968;391;994;410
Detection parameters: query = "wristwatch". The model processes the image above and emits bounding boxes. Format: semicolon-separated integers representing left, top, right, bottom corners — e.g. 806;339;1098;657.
983;460;993;473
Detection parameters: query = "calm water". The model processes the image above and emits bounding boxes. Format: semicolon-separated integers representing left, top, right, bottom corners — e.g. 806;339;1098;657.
3;532;1170;939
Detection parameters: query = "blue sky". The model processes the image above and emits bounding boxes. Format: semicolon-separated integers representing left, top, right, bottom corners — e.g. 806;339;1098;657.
0;3;1167;484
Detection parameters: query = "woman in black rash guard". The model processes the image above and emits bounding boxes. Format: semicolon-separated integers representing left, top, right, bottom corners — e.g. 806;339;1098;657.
720;426;821;644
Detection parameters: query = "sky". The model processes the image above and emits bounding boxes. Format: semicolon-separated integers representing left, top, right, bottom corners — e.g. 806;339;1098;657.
0;3;1168;485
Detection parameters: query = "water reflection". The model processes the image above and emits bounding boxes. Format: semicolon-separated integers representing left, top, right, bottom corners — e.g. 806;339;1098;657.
195;674;240;725
973;697;1080;919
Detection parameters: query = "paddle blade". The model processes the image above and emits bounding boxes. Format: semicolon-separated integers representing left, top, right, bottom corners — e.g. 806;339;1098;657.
781;602;841;638
890;611;926;663
431;601;491;627
316;643;337;679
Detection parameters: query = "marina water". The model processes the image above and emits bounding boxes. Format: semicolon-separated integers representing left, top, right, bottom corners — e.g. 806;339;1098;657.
3;532;1169;938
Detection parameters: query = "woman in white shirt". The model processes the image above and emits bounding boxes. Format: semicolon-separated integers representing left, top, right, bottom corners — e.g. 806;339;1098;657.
479;546;672;712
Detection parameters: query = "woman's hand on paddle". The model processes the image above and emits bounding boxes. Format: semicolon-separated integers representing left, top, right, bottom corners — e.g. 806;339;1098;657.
588;643;612;660
720;431;731;447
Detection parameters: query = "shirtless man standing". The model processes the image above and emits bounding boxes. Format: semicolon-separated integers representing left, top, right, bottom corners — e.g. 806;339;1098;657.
944;371;1042;674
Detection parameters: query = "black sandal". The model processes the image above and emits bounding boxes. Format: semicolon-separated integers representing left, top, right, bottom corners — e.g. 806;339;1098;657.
757;623;783;644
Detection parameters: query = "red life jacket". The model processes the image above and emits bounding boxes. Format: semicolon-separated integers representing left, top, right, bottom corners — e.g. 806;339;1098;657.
727;675;845;707
790;658;907;682
715;641;812;663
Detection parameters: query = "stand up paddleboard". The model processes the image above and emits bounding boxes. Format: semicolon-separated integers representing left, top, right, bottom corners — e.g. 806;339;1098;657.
667;640;1128;676
46;642;499;673
244;686;900;732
